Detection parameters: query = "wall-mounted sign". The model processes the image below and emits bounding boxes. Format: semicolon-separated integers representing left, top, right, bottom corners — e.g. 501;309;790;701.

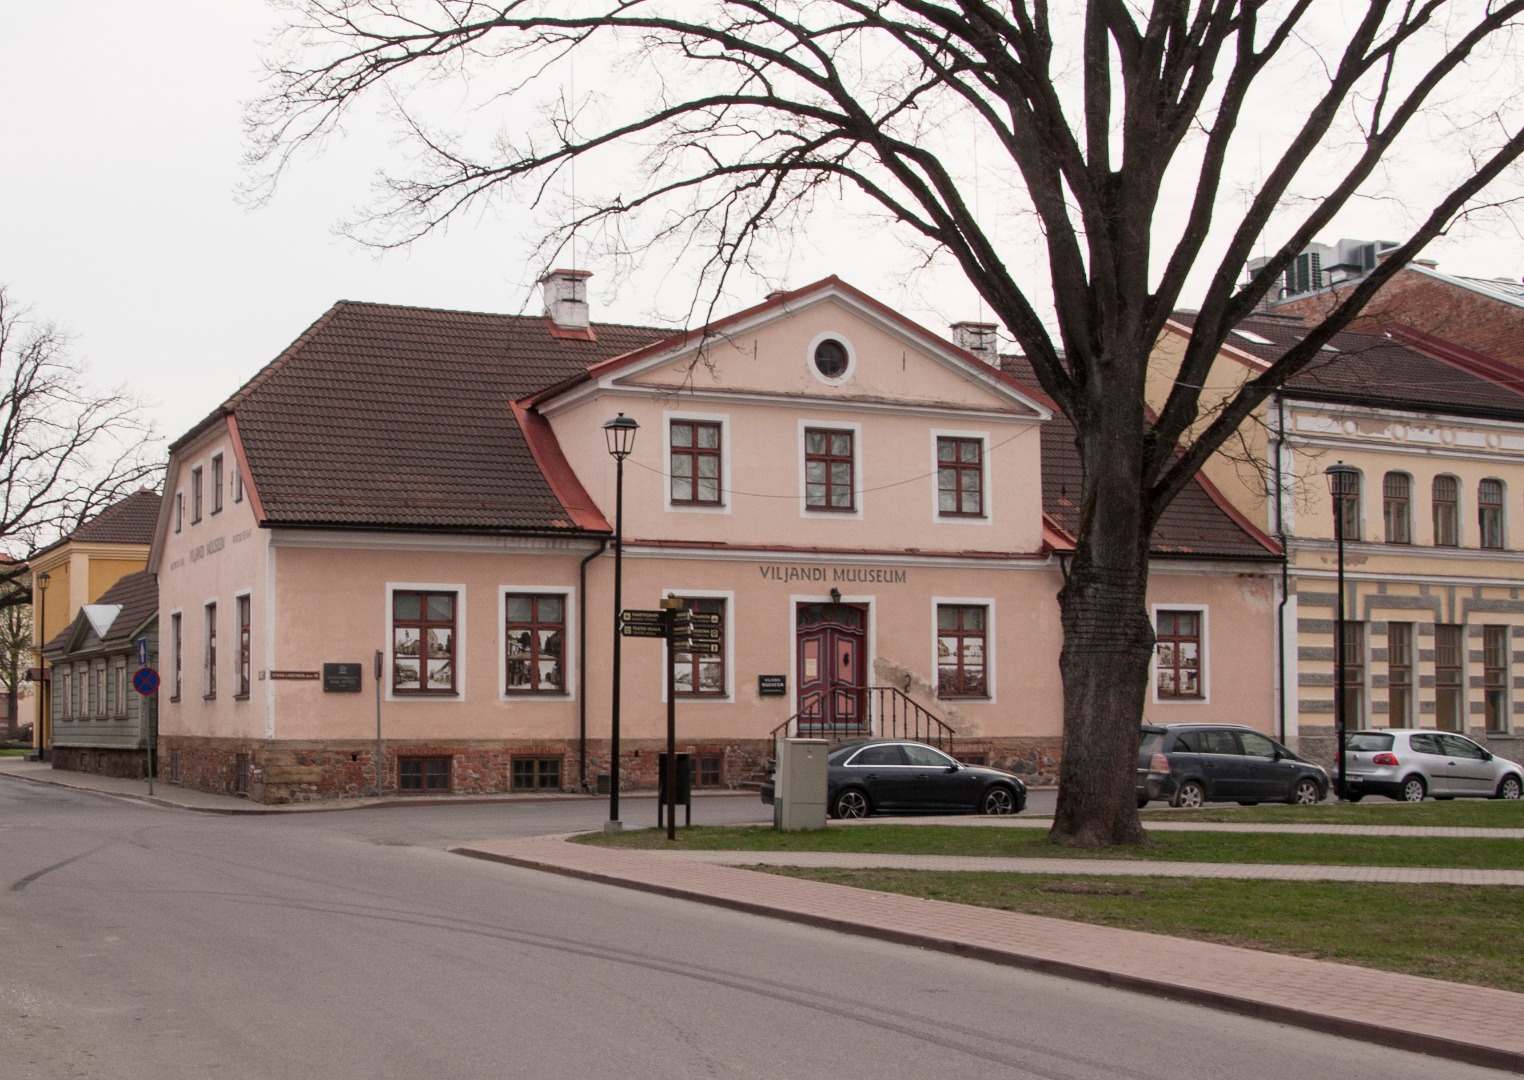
269;670;320;681
758;675;788;696
323;663;363;693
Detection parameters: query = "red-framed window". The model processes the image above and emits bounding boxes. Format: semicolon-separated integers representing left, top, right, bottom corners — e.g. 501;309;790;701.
236;595;251;698
936;604;988;697
505;593;566;693
673;597;726;696
511;756;562;790
392;591;456;694
670;420;722;505
937;437;984;516
804;428;854;511
1154;610;1202;699
399;756;451;793
203;602;217;699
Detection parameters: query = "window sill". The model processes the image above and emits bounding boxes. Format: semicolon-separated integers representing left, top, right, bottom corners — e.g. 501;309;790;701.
233;693;250;701
203;694;217;701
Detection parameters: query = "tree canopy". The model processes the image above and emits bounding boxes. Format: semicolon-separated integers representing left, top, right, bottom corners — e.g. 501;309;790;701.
250;1;1524;843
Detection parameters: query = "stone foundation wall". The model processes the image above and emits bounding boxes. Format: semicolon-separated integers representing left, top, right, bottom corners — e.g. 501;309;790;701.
158;736;782;804
51;747;148;780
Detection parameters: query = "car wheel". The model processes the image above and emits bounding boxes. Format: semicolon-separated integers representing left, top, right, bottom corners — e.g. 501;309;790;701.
981;786;1017;815
832;788;871;819
1496;774;1523;800
1288;778;1321;806
1171;780;1206;809
1400;775;1427;803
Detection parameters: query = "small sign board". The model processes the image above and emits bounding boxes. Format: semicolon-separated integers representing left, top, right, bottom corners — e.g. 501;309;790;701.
137;637;150;667
323;662;364;693
620;609;668;625
758;675;788;696
683;627;721;642
269;670;321;681
686;613;722;625
132;667;160;696
673;641;722;655
621;622;669;638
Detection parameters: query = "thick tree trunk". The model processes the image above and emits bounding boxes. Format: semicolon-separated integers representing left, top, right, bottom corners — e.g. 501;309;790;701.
1049;378;1157;848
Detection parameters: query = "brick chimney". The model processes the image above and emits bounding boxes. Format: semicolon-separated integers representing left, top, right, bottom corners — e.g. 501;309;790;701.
540;268;593;335
951;322;1000;364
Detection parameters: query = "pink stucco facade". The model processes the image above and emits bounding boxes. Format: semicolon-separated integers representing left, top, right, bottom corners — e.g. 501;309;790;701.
152;280;1280;802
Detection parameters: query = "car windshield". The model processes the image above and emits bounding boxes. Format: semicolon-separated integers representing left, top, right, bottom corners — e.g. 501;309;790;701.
1346;733;1393;752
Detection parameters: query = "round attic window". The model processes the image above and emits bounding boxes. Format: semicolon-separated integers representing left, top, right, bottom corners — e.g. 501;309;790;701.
813;338;849;379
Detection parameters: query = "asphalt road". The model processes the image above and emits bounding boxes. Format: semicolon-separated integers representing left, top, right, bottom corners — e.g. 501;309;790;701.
0;780;1507;1080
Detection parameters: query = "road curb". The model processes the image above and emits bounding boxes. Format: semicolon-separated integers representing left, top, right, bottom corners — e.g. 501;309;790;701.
455;841;1524;1075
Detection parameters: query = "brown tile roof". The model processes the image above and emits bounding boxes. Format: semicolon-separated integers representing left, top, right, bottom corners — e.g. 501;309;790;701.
64;490;161;546
1002;357;1280;561
200;302;669;533
1171;311;1524;420
43;570;157;656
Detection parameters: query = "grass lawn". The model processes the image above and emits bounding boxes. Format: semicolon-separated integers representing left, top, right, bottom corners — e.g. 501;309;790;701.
577;821;1524;869
0;748;29;757
1140;800;1524;827
760;868;1524;993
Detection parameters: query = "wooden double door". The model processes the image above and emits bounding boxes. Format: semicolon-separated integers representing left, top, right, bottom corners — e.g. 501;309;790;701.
796;602;866;730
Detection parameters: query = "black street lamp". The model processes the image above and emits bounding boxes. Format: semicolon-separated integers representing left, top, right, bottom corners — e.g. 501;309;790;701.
603;412;638;829
1326;462;1359;801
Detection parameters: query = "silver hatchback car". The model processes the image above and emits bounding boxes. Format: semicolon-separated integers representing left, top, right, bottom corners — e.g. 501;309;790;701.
1342;730;1524;802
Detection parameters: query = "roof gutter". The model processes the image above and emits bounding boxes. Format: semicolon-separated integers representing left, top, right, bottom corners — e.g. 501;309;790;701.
1273;394;1291;745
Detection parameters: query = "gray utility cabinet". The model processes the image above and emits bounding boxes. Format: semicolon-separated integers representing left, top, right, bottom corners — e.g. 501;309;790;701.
774;737;829;831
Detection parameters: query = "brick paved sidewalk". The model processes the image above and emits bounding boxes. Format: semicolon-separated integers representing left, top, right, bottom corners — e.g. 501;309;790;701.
454;834;1524;1073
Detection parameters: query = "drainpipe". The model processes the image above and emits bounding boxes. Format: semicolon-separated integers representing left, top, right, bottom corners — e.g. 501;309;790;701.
577;538;609;791
1273;394;1291;744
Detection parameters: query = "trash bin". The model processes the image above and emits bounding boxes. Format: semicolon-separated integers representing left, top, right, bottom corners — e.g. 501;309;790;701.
596;773;611;795
657;752;692;827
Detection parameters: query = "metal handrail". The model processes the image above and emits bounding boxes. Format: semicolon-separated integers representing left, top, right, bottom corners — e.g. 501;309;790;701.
770;684;954;753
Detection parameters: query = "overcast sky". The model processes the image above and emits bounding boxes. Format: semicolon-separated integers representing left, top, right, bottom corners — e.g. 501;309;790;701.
4;2;1522;459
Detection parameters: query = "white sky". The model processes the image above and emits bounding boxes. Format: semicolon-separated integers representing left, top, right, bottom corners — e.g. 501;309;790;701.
4;2;1522;458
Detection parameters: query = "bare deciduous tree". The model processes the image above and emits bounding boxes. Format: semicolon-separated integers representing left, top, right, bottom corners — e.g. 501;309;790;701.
0;287;161;604
248;1;1524;845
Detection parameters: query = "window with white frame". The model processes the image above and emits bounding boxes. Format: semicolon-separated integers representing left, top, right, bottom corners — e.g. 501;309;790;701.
804;428;855;512
392;589;457;694
1479;478;1505;550
1433;475;1460;546
211;453;224;515
936;436;985;517
191;467;204;524
1154;609;1204;700
236;595;251;698
669;419;723;506
171;612;182;701
672;597;726;696
204;603;217;699
936;604;988;697
505;592;566;693
1383;472;1411;544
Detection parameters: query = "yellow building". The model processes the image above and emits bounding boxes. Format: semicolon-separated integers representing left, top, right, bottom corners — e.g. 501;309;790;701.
30;489;161;758
1151;312;1524;764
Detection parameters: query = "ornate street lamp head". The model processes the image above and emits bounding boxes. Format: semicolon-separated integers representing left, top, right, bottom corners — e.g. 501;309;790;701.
603;413;639;460
1325;461;1359;499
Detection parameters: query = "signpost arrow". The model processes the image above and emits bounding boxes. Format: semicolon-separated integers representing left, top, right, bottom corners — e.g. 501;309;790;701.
686;613;721;625
620;623;670;638
672;641;722;655
621;609;668;625
683;627;721;641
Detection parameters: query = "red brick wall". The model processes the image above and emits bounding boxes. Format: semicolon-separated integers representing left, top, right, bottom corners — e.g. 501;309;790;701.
1275;269;1524;369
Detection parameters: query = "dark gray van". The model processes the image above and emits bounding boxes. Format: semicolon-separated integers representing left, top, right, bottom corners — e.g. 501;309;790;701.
1137;723;1329;808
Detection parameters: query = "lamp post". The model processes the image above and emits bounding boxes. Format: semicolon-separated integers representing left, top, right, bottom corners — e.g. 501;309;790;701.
1326;462;1358;801
603;412;638;830
34;571;49;762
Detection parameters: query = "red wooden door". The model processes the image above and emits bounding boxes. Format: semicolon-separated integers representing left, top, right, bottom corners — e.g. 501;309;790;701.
797;604;866;729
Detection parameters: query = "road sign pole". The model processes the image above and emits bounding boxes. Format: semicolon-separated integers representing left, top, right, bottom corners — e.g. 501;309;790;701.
665;607;678;841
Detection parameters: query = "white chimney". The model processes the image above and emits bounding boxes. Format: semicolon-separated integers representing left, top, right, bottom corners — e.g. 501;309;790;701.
540;268;592;331
951;321;1000;364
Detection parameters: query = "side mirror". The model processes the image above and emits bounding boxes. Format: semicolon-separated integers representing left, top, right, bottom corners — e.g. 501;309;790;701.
946;763;959;773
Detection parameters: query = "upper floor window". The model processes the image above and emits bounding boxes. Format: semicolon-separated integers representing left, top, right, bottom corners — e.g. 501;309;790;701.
813;338;849;379
1478;478;1505;549
505;593;566;693
1333;470;1362;541
1433;475;1459;546
174;492;184;534
670;421;722;506
233;462;244;503
211;454;224;515
936;604;988;698
393;590;456;694
937;437;984;517
191;467;204;523
1155;609;1203;700
1382;472;1411;544
171;612;182;702
804;428;854;512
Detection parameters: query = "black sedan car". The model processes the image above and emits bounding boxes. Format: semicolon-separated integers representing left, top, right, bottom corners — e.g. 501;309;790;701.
762;740;1027;818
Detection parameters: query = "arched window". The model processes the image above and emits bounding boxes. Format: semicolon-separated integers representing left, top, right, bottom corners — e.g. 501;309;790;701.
1382;472;1412;544
1432;475;1459;546
1478;478;1505;549
1334;470;1362;541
